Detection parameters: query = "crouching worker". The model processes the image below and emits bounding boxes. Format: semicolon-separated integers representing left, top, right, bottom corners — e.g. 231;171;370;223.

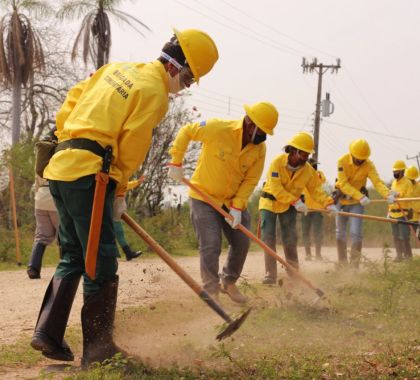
259;132;337;285
168;102;278;303
30;28;218;367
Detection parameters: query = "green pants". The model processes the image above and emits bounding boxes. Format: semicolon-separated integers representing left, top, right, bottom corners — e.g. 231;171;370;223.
49;175;119;295
113;220;128;248
301;212;323;247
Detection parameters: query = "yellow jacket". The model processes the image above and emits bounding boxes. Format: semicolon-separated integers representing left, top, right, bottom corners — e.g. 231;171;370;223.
410;181;420;221
336;153;389;205
388;176;413;219
44;61;169;194
259;154;333;213
303;170;326;209
169;118;266;210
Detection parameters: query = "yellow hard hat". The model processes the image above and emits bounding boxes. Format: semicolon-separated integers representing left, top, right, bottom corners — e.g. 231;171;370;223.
392;160;406;171
287;132;314;153
173;28;218;84
243;102;279;135
349;139;370;160
405;165;419;180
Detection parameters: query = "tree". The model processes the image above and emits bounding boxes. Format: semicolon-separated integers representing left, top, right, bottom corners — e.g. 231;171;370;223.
0;26;85;143
57;0;150;70
0;0;52;145
129;94;201;217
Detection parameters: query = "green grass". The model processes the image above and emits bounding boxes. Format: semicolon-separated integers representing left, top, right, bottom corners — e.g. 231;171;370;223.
68;259;420;379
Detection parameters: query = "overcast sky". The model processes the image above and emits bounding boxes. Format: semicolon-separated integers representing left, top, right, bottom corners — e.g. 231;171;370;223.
73;0;420;186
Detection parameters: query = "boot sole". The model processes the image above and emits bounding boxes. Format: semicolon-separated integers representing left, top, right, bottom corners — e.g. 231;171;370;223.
31;336;74;362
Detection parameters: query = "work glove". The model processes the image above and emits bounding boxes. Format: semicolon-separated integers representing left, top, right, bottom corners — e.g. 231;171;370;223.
225;207;242;229
386;190;399;204
326;203;339;216
359;196;370;206
293;199;308;215
168;163;184;182
113;196;127;221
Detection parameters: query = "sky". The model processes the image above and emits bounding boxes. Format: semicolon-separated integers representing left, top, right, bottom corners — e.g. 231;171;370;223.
67;0;420;187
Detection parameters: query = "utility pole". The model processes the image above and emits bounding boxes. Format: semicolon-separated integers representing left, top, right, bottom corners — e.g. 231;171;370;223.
406;153;420;170
302;58;341;161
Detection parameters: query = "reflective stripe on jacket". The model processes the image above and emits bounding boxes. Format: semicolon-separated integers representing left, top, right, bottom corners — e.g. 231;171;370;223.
336;153;389;205
303;170;326;209
388;176;413;219
169;118;266;210
259;154;333;213
44;61;169;194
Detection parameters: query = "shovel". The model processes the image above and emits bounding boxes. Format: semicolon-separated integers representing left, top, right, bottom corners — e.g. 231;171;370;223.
121;212;251;341
181;178;326;304
370;197;420;203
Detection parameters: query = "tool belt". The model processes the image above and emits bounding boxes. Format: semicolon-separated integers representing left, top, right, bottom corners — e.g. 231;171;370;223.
261;191;276;201
55;138;106;158
35;138;106;178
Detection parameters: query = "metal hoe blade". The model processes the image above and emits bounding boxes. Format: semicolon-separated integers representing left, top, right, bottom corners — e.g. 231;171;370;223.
216;308;252;341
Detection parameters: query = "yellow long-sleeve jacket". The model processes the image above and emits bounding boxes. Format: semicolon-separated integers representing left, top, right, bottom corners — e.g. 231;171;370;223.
388;176;413;219
303;170;326;209
44;61;169;194
169;118;266;210
259;154;333;213
410;181;420;221
336;153;389;205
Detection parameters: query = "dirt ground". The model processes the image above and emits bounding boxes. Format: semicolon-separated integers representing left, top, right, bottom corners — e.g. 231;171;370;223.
0;246;417;379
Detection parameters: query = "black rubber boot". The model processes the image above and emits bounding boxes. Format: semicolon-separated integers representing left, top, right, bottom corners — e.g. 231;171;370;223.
304;245;312;261
31;276;81;361
350;241;362;269
27;243;47;279
81;275;127;368
402;238;413;260
393;237;404;262
122;245;142;261
337;239;348;266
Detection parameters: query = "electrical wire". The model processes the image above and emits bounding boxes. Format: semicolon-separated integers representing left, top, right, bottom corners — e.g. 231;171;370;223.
323;120;420;143
173;0;304;57
218;0;337;60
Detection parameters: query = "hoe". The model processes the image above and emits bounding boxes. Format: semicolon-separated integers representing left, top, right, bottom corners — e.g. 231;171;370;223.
122;212;251;341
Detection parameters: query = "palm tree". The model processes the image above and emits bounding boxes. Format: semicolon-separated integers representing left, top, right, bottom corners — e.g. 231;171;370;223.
0;0;51;145
57;0;150;70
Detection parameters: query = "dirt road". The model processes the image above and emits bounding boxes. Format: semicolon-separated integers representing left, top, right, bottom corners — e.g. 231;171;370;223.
0;246;414;378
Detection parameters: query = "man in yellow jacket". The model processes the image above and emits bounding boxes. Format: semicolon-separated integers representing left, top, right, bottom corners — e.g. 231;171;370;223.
301;158;327;261
389;160;413;261
335;139;395;268
168;102;278;303
405;165;420;240
31;28;218;367
259;132;337;285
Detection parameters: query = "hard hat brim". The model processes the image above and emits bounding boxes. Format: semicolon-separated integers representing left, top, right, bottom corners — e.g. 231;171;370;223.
244;104;274;135
173;27;200;85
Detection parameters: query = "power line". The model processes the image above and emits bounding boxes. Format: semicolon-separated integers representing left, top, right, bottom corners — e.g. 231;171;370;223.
173;0;304;57
323;120;420;143
218;0;337;59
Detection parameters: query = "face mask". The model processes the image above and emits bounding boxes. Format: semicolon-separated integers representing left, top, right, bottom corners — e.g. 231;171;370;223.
251;125;267;145
167;72;185;94
393;172;403;179
253;134;266;145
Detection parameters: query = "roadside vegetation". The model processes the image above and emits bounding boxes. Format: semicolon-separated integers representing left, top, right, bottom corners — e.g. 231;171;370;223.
0;255;418;379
